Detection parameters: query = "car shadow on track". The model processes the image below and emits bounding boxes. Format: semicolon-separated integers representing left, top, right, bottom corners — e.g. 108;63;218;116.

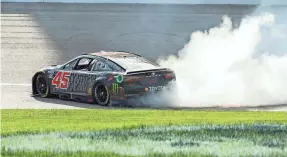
33;97;108;109
33;96;287;111
33;96;144;109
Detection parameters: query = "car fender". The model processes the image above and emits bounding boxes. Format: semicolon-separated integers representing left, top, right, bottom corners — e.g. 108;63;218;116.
87;75;109;96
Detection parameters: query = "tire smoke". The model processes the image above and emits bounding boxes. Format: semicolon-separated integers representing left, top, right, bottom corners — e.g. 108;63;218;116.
155;5;287;107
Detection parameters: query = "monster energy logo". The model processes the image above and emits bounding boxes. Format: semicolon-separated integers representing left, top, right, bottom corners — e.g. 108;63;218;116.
112;83;119;95
115;75;123;83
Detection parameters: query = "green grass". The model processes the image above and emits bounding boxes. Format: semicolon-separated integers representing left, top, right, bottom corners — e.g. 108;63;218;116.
1;109;287;157
1;109;287;136
1;150;214;157
2;124;287;157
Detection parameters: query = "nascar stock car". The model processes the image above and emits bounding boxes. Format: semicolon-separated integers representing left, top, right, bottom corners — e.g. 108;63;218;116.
31;51;176;106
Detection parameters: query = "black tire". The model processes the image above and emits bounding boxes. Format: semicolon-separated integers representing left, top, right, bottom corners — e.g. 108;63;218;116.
36;74;51;98
93;83;110;106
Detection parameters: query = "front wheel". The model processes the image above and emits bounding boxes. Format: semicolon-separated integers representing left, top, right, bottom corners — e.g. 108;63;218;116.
93;83;110;106
36;74;51;98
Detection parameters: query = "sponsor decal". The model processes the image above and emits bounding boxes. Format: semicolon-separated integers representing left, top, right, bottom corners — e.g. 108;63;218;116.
111;83;125;95
108;74;123;83
51;71;71;89
87;88;92;95
69;74;97;93
115;75;124;83
111;83;119;95
108;75;114;81
148;86;165;91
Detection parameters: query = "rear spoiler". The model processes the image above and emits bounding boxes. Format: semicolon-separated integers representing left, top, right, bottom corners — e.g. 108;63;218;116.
126;68;171;75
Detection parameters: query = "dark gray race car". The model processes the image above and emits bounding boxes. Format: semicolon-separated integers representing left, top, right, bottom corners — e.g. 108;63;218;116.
32;51;176;106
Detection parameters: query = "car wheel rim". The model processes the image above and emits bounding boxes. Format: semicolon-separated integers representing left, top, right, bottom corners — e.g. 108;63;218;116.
96;85;108;103
37;76;47;95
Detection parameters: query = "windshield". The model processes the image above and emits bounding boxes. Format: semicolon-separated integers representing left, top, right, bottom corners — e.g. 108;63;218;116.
109;56;159;71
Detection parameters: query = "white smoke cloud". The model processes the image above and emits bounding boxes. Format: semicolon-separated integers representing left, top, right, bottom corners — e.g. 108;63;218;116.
156;5;287;107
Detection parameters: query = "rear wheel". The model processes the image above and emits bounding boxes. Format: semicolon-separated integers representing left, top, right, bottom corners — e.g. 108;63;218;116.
36;74;51;98
93;83;110;106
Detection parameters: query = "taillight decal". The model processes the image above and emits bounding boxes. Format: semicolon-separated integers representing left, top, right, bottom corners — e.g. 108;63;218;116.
164;72;175;79
125;76;141;83
151;79;156;84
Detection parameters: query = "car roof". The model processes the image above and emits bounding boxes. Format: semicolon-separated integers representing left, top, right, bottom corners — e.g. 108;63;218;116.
78;51;160;71
84;51;141;58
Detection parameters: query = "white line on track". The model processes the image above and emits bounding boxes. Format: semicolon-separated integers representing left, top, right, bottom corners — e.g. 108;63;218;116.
0;83;31;86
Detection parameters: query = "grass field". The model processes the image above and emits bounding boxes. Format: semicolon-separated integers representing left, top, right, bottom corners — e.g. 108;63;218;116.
1;109;287;157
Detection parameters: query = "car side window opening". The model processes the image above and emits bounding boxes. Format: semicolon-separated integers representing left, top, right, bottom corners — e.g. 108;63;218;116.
63;56;126;72
92;60;113;71
107;60;125;72
90;57;124;72
73;57;93;70
62;59;78;70
87;59;97;71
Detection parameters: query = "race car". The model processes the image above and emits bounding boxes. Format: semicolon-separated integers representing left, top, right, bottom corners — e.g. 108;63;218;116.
31;51;176;106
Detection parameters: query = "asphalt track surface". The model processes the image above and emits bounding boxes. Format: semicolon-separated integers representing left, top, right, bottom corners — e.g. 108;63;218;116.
1;2;287;110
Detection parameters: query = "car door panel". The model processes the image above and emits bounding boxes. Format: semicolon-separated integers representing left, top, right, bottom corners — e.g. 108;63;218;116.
49;57;80;94
49;56;116;96
68;71;98;94
49;70;73;94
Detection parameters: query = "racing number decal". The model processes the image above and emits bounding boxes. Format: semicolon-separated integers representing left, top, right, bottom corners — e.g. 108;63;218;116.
52;71;71;89
52;72;62;88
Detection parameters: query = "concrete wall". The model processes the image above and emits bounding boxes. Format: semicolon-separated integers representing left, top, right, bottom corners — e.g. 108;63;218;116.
2;0;287;5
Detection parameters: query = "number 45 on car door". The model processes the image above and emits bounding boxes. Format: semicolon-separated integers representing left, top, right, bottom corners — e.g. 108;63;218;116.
52;71;71;89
